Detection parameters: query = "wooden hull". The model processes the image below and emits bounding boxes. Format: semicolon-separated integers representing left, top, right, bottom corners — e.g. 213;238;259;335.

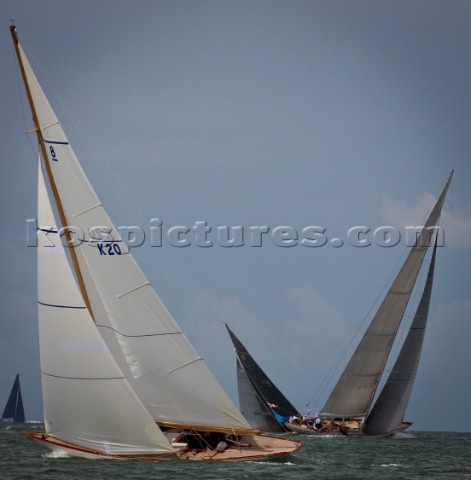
176;433;303;461
284;421;412;437
22;432;176;461
285;422;344;436
24;431;302;462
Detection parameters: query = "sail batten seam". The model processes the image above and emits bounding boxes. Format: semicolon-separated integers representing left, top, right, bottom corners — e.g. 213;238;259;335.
117;281;150;298
42;371;126;380
96;324;182;338
41;120;60;130
168;357;203;374
73;203;102;218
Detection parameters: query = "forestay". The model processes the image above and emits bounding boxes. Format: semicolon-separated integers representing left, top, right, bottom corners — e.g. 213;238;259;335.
18;40;250;431
320;172;452;418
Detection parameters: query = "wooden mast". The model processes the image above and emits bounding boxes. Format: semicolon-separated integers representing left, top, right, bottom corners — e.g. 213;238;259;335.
10;24;94;320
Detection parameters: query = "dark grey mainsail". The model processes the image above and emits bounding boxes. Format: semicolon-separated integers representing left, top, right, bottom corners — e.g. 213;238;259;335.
320;172;453;419
226;325;298;431
364;238;438;435
236;359;284;432
1;374;25;423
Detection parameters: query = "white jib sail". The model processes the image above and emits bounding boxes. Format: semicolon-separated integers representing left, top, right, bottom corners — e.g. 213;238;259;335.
19;38;250;431
37;160;175;456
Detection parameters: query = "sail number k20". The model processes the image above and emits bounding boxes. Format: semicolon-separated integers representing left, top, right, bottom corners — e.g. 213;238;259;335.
97;243;122;255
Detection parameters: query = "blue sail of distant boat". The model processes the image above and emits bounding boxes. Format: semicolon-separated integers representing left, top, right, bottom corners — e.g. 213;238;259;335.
1;374;25;422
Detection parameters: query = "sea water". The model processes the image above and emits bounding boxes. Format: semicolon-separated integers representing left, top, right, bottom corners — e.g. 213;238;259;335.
1;423;470;479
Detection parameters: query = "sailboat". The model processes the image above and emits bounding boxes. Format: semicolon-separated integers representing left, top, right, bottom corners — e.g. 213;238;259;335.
1;374;25;423
226;324;298;433
285;172;453;436
29;160;176;459
11;25;302;460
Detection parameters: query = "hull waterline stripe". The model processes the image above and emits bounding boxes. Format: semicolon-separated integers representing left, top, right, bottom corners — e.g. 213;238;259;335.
38;301;86;309
38;228;58;234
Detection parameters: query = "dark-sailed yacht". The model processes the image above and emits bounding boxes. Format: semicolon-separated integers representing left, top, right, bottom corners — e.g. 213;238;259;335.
226;325;298;433
1;374;25;423
285;172;453;437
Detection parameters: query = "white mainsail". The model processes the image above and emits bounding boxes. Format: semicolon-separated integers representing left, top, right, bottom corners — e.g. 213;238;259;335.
320;172;452;419
37;161;174;455
16;33;250;431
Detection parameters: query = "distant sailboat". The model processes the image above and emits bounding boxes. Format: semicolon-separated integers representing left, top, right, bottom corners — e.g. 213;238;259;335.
11;25;302;460
226;324;298;433
1;374;25;423
363;237;438;435
285;172;452;436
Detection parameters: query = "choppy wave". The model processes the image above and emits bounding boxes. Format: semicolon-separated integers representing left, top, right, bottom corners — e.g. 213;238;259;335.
392;431;415;439
1;427;470;479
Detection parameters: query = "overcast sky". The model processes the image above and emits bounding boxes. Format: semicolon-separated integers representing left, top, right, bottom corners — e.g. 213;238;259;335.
1;0;470;431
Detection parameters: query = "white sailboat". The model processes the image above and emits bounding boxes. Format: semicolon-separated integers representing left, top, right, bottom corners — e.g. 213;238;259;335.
29;160;176;459
285;171;453;436
11;25;302;460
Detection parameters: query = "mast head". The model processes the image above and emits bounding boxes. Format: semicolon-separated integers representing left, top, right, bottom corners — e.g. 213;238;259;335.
10;23;18;42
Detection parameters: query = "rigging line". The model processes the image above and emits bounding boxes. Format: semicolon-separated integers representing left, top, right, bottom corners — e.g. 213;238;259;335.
19;36;239;431
306;197;437;411
22;40;219;330
306;246;407;411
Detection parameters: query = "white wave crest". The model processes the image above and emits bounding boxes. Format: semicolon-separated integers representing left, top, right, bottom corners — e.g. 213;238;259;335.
392;432;415;439
43;449;70;459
